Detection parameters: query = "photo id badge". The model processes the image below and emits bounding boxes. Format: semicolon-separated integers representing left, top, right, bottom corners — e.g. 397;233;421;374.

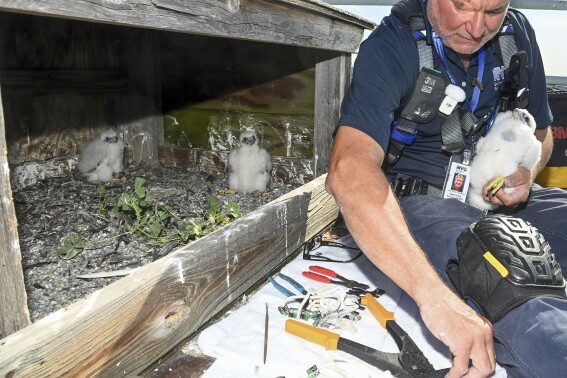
442;160;471;202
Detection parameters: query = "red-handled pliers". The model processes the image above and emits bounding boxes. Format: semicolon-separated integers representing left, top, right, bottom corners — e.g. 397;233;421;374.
302;266;370;290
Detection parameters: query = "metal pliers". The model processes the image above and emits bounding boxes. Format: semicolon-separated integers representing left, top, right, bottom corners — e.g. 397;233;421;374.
268;273;307;297
286;293;449;377
302;265;370;290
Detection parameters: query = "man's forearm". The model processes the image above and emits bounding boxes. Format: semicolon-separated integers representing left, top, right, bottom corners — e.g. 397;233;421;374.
534;126;553;177
325;127;453;307
332;173;452;306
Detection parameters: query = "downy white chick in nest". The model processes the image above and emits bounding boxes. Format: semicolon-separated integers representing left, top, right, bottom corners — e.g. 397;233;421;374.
467;108;541;211
228;130;272;193
78;129;125;183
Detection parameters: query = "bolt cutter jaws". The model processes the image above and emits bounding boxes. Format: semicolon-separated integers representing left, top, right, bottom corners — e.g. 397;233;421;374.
338;336;447;378
389;322;447;377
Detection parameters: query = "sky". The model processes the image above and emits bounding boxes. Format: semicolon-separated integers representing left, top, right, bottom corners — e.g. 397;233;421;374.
336;6;567;78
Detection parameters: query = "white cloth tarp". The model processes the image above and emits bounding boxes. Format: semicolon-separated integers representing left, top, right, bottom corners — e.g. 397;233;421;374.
198;235;506;377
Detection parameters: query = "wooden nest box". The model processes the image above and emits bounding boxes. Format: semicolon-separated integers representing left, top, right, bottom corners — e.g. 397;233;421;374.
0;1;373;376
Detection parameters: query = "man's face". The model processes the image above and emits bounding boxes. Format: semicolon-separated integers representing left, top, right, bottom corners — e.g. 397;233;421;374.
427;0;510;55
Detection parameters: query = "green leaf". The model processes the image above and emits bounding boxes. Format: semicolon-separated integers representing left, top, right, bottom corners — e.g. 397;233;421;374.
157;210;168;222
208;195;221;208
149;222;163;238
189;219;203;237
56;233;85;259
144;192;153;204
135;177;147;198
177;222;191;242
227;201;242;218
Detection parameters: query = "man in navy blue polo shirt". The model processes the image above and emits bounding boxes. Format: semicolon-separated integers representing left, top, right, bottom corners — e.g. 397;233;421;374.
326;0;567;377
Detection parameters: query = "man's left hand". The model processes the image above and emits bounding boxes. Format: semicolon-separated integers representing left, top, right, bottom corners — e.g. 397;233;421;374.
482;166;532;207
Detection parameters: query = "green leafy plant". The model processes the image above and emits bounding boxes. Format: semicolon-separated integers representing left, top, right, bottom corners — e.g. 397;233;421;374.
57;177;243;259
204;196;242;232
111;177;166;240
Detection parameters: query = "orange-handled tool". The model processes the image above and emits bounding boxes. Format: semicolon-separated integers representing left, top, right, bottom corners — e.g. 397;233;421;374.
361;293;395;328
285;296;449;377
285;319;340;350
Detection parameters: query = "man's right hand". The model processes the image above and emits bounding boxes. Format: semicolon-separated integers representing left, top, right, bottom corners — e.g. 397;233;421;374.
419;291;496;378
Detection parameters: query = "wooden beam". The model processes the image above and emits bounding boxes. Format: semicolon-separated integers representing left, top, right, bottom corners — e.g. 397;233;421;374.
313;51;351;177
0;174;339;377
0;0;372;53
0;70;128;99
0;85;31;338
9;156;78;192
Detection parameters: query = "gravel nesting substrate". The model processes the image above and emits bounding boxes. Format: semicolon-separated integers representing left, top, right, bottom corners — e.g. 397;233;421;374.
13;163;300;322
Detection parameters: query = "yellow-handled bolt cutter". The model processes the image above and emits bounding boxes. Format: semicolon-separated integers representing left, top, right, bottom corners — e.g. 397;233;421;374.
286;293;449;377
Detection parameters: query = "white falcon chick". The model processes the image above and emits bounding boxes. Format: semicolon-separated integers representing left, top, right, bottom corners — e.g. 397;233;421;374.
467;108;541;211
228;130;272;193
78;129;125;183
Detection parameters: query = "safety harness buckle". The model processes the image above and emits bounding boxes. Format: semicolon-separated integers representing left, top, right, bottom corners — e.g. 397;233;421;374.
391;122;418;144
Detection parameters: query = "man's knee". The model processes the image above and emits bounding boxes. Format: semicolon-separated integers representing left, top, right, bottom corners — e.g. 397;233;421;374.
446;215;567;323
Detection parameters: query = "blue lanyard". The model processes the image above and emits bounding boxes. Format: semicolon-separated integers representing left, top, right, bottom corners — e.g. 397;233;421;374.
483;102;500;137
432;32;485;113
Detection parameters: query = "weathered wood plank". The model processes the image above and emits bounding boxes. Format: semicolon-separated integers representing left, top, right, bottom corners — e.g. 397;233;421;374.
9;156;78;191
0;85;31;339
0;0;373;53
0;70;128;99
313;51;351;177
0;174;339;377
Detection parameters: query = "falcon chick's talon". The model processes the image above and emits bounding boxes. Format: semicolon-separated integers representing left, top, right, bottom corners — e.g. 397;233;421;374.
218;188;236;195
487;175;505;196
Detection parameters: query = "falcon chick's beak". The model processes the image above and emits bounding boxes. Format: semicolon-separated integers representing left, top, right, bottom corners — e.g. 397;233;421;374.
242;135;256;145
